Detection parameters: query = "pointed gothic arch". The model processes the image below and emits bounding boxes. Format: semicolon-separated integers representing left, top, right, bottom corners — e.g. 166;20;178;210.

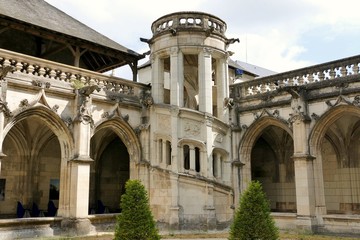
238;116;295;212
310;105;360;215
1;106;74;217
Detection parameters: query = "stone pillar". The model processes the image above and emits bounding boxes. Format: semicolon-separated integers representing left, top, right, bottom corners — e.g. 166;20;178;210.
204;115;214;178
216;153;222;179
151;55;164;104
198;48;213;114
162;140;167;166
169;173;180;229
293;154;316;230
68;160;91;218
0;72;11;174
189;146;196;172
170;107;179;173
216;57;229;121
61;87;96;235
204;183;216;229
289;92;317;231
170;47;184;107
0;100;9;173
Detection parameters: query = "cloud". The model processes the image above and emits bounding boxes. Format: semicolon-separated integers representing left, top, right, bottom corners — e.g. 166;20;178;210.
45;0;360;76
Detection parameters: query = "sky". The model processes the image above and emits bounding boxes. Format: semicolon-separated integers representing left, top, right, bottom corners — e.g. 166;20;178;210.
45;0;360;78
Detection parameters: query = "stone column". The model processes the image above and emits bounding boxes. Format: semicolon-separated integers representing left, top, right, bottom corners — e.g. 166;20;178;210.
216;153;222;179
189;146;196;172
61;87;96;235
151;55;164;104
0;68;11;174
198;48;213;114
170;47;184;107
204;183;216;229
289;92;317;231
68;160;91;218
169;173;180;229
170;107;179;173
162;140;167;166
216;57;229;121
0;99;9;174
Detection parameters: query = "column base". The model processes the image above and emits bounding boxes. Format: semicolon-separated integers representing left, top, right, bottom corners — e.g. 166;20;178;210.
204;205;216;230
296;215;318;233
169;206;180;230
61;218;92;236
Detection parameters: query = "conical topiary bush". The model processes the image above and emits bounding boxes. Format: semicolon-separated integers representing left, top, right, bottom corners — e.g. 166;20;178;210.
229;180;279;240
114;179;160;240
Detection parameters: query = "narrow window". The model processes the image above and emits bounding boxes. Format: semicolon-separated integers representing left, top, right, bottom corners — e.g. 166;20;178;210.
195;147;200;172
166;141;172;165
184;145;190;170
159;139;163;163
212;153;217;177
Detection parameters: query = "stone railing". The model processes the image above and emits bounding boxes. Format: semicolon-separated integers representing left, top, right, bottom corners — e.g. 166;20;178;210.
151;11;227;37
230;55;360;99
0;48;148;97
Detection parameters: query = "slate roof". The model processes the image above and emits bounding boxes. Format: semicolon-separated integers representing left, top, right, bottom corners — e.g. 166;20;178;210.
0;0;140;56
235;60;277;78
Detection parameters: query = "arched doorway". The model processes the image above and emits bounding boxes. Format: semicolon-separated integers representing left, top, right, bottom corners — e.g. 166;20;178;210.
321;114;360;214
89;128;130;214
1;115;61;217
249;124;295;213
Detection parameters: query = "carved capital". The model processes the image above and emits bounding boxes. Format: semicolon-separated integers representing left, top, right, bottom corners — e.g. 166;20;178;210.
288;112;311;124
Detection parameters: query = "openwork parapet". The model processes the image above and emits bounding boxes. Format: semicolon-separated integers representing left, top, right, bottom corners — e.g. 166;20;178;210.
151;11;227;38
231;55;360;99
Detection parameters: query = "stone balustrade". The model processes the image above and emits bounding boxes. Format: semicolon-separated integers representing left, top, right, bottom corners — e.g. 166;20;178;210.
231;55;360;99
151;11;227;37
0;48;148;97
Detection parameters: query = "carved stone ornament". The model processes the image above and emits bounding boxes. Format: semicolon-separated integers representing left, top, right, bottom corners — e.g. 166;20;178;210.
311;113;320;120
288;112;311;124
77;102;94;126
52;104;59;113
325;95;352;108
184;121;201;137
19;99;29;109
224;97;234;109
78;85;101;97
215;133;224;143
31;80;51;88
75;88;94;127
0;99;12;117
0;65;14;80
353;95;360;107
254;109;281;120
134;123;150;136
101;103;129;122
140;90;153;108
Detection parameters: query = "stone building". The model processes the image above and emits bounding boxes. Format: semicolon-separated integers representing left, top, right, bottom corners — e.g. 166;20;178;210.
0;0;360;238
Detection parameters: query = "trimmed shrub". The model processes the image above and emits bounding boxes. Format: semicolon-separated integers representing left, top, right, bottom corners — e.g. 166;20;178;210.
114;179;160;240
229;180;279;240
